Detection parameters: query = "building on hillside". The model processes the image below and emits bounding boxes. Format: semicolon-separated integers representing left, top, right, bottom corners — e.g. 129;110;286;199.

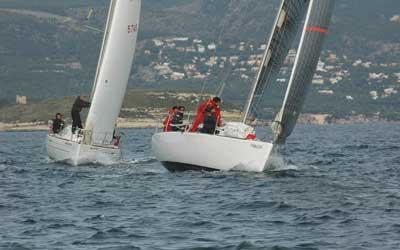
16;95;27;105
318;89;334;95
171;72;185;80
207;43;217;50
197;45;206;53
67;62;82;70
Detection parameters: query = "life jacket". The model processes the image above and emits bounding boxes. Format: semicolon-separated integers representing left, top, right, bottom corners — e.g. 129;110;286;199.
198;99;222;126
163;109;176;132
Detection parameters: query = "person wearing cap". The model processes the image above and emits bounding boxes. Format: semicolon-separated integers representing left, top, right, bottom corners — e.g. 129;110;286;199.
190;97;222;132
163;106;178;132
52;113;65;134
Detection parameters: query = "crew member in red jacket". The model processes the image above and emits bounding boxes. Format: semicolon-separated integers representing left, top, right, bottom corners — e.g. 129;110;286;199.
190;97;222;132
163;106;178;132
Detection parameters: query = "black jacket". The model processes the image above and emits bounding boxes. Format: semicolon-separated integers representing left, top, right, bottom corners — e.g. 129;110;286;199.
52;118;65;133
200;112;217;134
71;97;91;113
171;112;184;131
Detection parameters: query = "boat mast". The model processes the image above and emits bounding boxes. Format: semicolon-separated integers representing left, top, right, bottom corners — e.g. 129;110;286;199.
89;0;116;101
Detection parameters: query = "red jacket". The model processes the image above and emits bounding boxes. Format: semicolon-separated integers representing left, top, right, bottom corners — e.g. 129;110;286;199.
190;99;222;132
197;99;221;126
163;109;176;132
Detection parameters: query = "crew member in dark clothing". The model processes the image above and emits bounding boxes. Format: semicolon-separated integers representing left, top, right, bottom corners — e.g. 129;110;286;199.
171;106;186;131
52;113;65;134
200;106;217;134
190;97;222;132
163;106;178;132
71;96;91;133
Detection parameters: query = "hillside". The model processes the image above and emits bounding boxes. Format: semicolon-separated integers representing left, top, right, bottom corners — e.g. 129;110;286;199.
0;0;400;120
0;90;239;124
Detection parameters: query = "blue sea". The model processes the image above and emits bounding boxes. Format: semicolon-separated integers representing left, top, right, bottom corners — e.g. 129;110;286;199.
0;124;399;250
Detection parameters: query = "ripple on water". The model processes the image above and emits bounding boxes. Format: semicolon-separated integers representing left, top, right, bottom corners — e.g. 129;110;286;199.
89;228;129;240
84;214;107;222
234;200;279;210
1;243;31;250
176;241;266;250
21;218;37;225
97;246;141;250
46;223;76;229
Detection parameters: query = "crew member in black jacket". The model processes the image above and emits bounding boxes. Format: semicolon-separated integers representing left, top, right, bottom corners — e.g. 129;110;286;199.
52;113;65;134
71;96;91;133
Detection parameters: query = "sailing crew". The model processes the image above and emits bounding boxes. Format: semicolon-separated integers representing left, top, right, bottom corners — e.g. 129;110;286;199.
200;106;218;134
190;97;222;132
163;106;178;132
52;113;65;134
71;95;91;133
171;106;186;132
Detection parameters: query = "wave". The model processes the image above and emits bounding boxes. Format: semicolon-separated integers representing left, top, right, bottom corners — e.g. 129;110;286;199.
88;227;130;240
84;214;106;222
177;241;268;250
1;243;31;250
120;156;157;165
343;144;370;150
97;246;141;250
0;159;15;166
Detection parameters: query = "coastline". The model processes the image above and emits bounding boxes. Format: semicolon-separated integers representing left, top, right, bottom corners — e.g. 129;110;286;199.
0;119;160;132
0;114;396;132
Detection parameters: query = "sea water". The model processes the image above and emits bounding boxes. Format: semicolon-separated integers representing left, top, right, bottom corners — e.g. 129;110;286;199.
0;124;399;250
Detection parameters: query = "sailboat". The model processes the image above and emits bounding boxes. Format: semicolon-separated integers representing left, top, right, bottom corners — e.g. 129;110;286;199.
152;0;335;172
46;0;142;166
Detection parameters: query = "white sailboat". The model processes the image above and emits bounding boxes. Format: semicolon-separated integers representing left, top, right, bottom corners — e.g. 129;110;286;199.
152;0;335;172
46;0;142;166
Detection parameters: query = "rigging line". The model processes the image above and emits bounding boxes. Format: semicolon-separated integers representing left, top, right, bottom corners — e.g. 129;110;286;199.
267;2;308;122
250;1;303;121
195;0;236;107
247;4;289;119
214;0;254;98
244;0;290;120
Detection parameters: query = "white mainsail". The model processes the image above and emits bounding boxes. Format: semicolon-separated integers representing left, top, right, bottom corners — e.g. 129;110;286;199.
85;0;141;145
243;0;310;123
273;0;335;144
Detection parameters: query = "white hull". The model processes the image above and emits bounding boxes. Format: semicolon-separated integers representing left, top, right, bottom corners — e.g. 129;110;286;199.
46;134;120;166
152;132;275;172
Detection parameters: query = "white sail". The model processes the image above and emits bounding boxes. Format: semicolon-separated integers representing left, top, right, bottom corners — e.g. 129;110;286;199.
85;0;141;145
273;0;335;144
242;0;310;123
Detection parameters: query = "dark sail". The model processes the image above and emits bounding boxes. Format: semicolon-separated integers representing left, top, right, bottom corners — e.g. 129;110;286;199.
273;0;335;144
242;0;310;122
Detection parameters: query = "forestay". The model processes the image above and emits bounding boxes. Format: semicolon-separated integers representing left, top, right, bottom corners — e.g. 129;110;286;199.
273;0;335;144
85;0;141;145
242;0;310;123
